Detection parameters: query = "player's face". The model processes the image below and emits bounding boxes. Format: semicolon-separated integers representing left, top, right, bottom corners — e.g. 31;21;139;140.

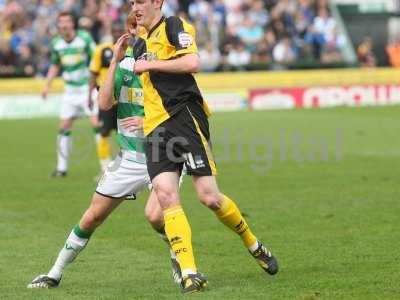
130;0;162;30
57;15;75;39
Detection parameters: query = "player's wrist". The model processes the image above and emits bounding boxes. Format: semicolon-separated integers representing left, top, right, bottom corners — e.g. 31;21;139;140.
110;58;119;67
147;61;157;71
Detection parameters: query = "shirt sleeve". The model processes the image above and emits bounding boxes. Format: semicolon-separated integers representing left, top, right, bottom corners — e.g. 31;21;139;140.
89;45;102;74
87;38;96;60
165;16;198;56
50;41;60;65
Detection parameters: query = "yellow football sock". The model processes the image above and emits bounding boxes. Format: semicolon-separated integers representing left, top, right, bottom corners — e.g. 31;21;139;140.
97;136;111;160
164;205;196;275
215;195;257;248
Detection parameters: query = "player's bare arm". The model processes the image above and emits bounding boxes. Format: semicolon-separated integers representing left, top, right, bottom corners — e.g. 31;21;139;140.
98;33;130;110
134;53;200;74
88;72;98;110
42;64;60;100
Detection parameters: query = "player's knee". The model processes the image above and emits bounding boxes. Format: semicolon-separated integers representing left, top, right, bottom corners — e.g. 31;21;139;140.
154;186;180;208
144;206;163;227
198;189;221;210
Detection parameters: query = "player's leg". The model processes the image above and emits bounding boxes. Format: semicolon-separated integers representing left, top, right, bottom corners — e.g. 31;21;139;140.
192;175;257;244
147;130;205;292
27;193;123;288
151;172;205;293
82;88;107;173
96;108;116;172
89;113;102;153
52;117;73;177
52;90;84;177
192;175;278;274
145;190;182;284
183;103;278;274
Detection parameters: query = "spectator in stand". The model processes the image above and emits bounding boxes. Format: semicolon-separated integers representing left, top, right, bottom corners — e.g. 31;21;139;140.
304;25;325;59
226;41;251;70
294;10;310;38
225;3;243;32
10;17;35;54
16;43;36;76
0;38;17;75
272;36;298;68
357;36;376;68
214;0;227;26
237;17;263;52
313;7;336;46
162;0;179;17
249;0;269;27
36;0;60;33
188;0;209;21
199;43;221;72
298;0;315;24
32;15;51;76
252;39;272;65
0;0;350;76
386;37;400;68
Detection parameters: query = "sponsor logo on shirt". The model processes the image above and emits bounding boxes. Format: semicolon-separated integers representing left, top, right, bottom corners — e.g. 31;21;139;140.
178;32;193;48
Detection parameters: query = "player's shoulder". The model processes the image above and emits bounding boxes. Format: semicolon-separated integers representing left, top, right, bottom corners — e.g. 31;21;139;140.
164;16;196;49
165;16;194;30
132;37;147;59
118;54;135;72
164;16;195;43
95;42;113;52
77;30;94;42
50;35;63;48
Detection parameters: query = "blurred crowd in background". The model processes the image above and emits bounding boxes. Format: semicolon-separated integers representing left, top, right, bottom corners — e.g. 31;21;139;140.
0;0;400;77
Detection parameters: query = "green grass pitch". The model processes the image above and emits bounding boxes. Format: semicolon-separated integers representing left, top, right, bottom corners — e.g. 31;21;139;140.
1;106;399;299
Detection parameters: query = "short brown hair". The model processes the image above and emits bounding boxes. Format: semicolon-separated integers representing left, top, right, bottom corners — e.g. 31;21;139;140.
57;11;75;21
126;11;137;28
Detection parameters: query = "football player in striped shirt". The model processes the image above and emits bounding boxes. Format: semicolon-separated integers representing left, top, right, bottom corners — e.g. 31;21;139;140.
42;11;100;177
28;13;182;289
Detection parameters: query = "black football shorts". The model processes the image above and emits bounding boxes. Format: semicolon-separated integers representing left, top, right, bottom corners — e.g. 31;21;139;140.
145;101;217;180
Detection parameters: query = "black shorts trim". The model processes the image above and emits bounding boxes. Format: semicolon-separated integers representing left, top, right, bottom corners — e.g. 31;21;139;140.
95;191;137;201
95;191;122;199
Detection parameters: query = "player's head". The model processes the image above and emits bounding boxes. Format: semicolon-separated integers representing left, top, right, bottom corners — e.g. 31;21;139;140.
57;11;76;40
126;11;138;37
130;0;164;30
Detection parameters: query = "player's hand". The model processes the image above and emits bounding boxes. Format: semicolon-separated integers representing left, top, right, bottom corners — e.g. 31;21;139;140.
41;85;49;101
113;33;130;62
134;59;153;75
120;116;143;132
88;95;94;111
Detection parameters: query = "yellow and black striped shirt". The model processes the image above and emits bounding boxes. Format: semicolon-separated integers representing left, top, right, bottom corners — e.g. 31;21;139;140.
134;16;211;136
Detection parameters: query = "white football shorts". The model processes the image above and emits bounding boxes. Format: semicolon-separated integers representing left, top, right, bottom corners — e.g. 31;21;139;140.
96;150;186;200
96;150;150;199
60;85;99;120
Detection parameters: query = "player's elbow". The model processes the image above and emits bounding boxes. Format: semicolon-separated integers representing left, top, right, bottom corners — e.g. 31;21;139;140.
98;93;113;110
186;54;200;73
99;101;113;111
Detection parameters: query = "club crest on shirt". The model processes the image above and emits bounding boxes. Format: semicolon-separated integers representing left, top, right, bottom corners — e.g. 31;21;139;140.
178;32;193;48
